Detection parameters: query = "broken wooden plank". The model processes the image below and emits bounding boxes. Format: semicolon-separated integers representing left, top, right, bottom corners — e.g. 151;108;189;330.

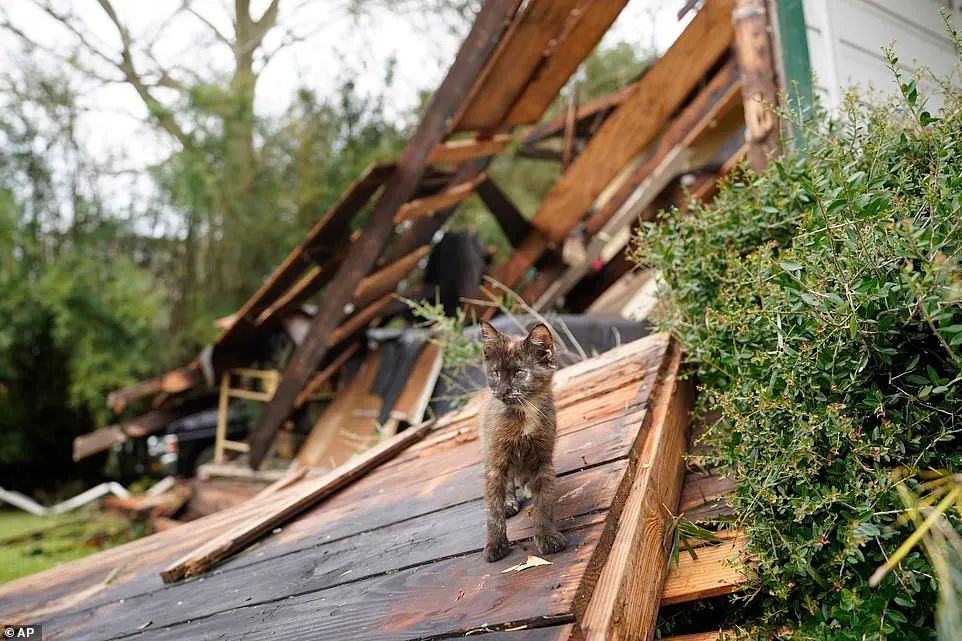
732;0;780;170
388;341;444;426
352;244;431;307
161;418;437;583
326;294;394;347
579;341;692;641
454;0;582;131
394;173;486;223
475;177;533;246
293;343;361;410
661;535;750;605
294;351;383;469
505;1;632;127
247;1;520;469
428;134;511;164
496;0;735;288
106;364;204;414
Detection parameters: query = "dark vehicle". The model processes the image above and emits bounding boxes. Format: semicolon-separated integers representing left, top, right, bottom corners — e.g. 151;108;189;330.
115;405;251;479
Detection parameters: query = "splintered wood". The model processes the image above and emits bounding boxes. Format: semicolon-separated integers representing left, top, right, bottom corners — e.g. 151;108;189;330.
1;334;695;641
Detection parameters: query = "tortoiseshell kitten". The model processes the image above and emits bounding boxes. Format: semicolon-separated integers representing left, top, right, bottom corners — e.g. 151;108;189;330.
478;321;566;562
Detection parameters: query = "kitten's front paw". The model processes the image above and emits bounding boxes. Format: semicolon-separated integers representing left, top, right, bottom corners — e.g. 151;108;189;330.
504;496;521;517
535;530;567;555
484;538;511;562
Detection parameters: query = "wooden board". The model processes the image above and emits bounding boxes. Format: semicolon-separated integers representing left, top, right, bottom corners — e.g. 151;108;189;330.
521;81;637;146
428;134;511;164
505;0;631;127
388;341;444;426
46;463;626;641
295;351;384;469
161;418;437;583
454;0;583;131
579;341;692;641
661;536;750;606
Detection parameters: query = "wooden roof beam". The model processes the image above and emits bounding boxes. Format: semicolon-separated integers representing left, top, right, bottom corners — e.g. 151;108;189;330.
427;134;511;165
394;173;486;224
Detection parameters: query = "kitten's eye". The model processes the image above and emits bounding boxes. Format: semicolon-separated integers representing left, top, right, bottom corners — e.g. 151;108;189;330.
514;369;528;380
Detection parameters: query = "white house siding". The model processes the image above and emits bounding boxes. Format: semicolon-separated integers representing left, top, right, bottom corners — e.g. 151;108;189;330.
801;0;961;108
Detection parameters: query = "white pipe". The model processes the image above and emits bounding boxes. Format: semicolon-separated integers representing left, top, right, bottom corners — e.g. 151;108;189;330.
0;482;132;517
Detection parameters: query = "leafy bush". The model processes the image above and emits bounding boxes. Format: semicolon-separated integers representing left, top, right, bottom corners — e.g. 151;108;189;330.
634;51;962;640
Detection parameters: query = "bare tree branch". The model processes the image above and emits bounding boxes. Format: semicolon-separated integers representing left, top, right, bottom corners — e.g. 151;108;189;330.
185;3;234;46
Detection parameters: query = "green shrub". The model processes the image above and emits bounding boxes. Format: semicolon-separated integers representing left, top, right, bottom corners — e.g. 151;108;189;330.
634;51;962;640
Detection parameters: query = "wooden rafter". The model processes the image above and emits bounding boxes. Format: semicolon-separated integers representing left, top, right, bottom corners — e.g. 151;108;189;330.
393;173;486;224
427;134;511;164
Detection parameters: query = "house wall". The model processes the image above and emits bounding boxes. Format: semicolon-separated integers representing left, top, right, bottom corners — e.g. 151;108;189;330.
800;0;961;108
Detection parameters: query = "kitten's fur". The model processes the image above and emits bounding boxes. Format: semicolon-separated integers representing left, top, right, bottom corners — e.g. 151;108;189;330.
479;321;567;562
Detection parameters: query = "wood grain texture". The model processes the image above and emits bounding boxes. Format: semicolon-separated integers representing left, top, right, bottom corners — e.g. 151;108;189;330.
579;341;692;641
732;0;780;170
521;81;637;146
661;536;749;605
160;419;437;583
505;0;631;127
428;134;511;164
454;0;582;131
5;334;675;641
295;351;383;469
394;173;486;223
49;463;626;641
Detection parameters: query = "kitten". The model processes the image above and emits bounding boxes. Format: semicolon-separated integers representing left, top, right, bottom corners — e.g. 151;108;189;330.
478;320;567;563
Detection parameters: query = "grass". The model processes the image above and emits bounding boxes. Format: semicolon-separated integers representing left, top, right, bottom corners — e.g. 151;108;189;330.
0;507;147;584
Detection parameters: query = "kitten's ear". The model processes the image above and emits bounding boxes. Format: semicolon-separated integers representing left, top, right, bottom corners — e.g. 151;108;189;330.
524;323;555;367
479;320;501;357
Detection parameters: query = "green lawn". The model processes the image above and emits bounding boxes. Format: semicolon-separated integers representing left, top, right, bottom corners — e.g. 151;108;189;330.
0;508;147;584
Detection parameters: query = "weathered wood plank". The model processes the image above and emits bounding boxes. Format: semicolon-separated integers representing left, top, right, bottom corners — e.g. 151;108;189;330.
388;341;444;426
661;536;750;606
105;363;204;414
394;173;486;223
428;134;511;164
248;0;520;468
580;341;692;641
294;351;383;469
49;463;626;641
161;419;437;583
505;1;631;127
454;0;582;131
496;0;735;288
4;335;669;627
125;523;604;641
732;0;779;170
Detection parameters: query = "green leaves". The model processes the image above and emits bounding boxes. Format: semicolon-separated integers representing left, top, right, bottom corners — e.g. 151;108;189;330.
637;45;962;641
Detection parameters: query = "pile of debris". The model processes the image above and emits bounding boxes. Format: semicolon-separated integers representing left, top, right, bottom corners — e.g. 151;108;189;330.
71;0;776;523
